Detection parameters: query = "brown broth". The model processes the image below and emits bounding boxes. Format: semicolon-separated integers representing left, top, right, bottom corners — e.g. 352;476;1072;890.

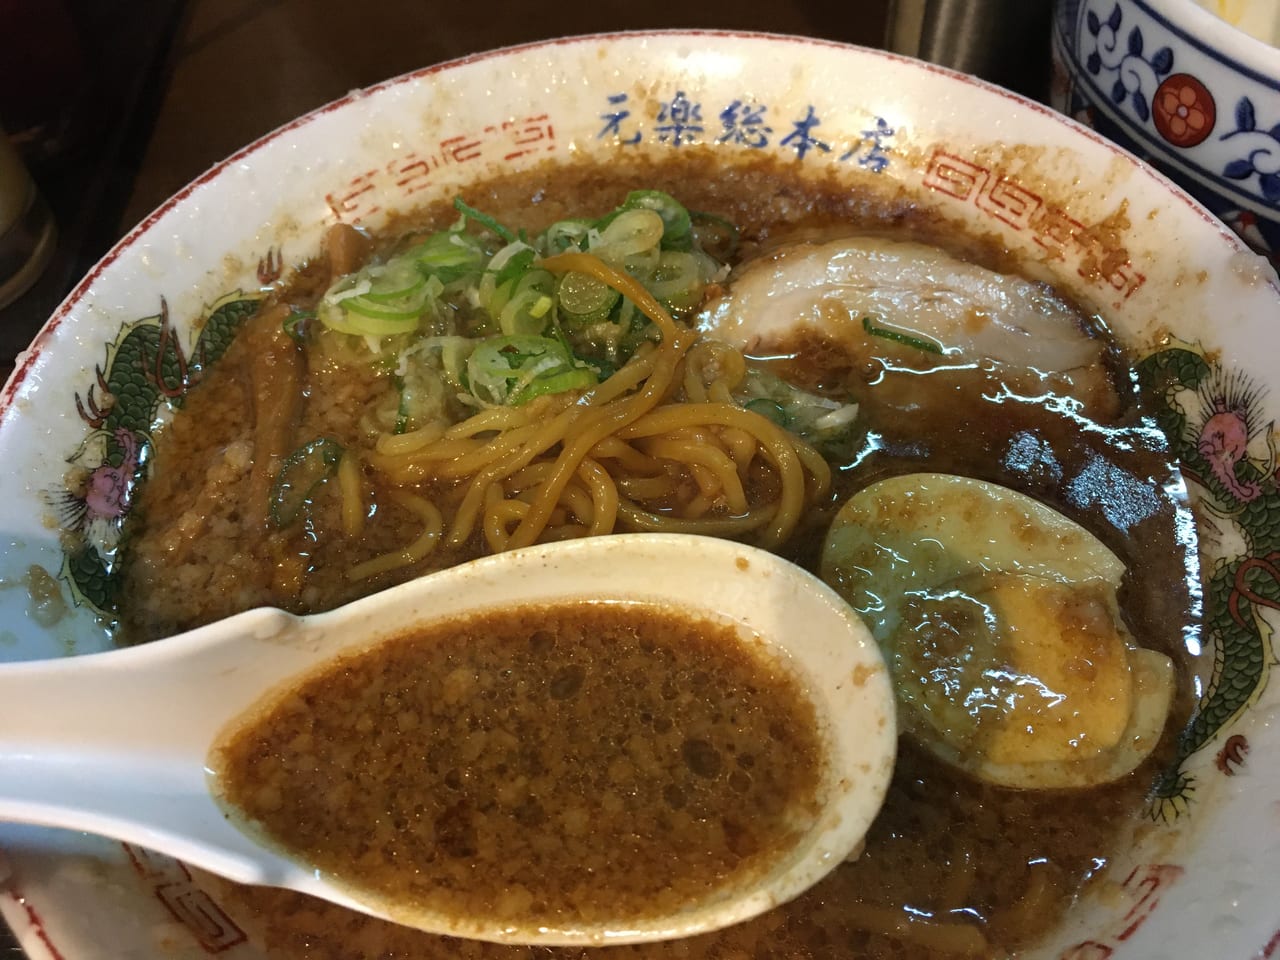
120;151;1199;958
210;603;824;929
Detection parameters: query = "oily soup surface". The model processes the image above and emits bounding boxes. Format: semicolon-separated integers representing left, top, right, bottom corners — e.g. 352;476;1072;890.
121;153;1198;958
211;603;824;928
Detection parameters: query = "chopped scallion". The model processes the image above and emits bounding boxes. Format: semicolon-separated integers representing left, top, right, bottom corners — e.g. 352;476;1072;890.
453;196;517;244
270;437;345;527
861;315;943;354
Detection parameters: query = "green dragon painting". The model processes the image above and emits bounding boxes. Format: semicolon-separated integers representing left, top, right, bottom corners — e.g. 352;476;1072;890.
1137;344;1278;819
51;293;262;616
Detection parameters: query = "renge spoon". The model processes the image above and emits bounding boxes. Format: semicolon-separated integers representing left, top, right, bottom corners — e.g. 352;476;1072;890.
0;533;896;946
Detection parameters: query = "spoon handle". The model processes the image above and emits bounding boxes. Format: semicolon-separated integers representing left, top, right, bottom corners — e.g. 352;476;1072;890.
0;608;311;883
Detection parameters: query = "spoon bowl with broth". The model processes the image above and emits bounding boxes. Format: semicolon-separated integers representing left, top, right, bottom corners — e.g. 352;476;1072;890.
0;533;896;946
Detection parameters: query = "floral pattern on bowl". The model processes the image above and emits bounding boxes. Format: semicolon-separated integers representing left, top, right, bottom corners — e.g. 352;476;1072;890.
1053;0;1280;260
1;30;1279;960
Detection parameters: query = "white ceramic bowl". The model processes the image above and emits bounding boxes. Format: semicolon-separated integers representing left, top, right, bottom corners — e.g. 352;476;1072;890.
1;30;1278;960
1052;0;1280;261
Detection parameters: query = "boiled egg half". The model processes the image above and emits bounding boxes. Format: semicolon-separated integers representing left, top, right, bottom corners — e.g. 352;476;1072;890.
820;473;1174;789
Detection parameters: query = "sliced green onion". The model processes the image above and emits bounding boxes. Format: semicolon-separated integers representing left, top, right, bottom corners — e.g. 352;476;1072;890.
861;315;943;354
454;196;517;243
499;289;554;336
467;335;597;406
318;300;421;337
517;367;596;399
270;437;344;527
623;190;693;251
646;250;704;313
557;270;620;322
496;269;556;336
745;397;789;427
542;219;596;254
491;247;538;291
318;257;440;336
431;336;476;387
407;230;487;284
342;292;426;321
595;209;665;263
361;257;427;303
480;243;538;317
283;309;314;343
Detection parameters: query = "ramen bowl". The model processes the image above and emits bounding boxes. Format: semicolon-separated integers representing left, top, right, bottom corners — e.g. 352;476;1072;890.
1;30;1278;960
1051;0;1280;262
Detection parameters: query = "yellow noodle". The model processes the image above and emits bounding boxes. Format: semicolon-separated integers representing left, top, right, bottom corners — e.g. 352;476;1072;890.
432;417;561;480
503;323;694;550
688;461;726;501
617;474;676;500
794;436;833;498
483;491;528;553
361;251;825;554
576;458;618;536
642;436;748;514
557;482;595;527
683;339;747;402
682;360;709;402
346;491;442;581
589;435;665;474
373;422;448;456
542;522;589;542
377;435;481;463
541;252;680;342
660;424;715;445
504;461;558;496
708;380;734;404
336;452;365;538
620;403;809;547
616;497;774;535
721;426;758;476
447;405;582;547
841;902;989;956
681;492;717;519
444;405;529;439
366;437;486;482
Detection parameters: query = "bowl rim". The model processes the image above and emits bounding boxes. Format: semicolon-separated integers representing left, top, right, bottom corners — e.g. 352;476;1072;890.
1140;0;1280;85
1;26;1256;421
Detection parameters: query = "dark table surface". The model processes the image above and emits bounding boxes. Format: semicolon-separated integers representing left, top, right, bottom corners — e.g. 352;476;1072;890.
0;0;894;385
0;2;900;954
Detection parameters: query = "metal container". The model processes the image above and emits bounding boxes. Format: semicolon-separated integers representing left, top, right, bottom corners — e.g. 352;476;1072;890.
885;0;1054;100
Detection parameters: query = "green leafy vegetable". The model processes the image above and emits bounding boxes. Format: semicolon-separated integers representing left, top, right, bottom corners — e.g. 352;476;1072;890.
270;437;345;527
408;229;487;285
454;196;517;244
557;270;620;325
466;335;597;406
745;397;788;427
861;315;943;355
318;258;441;336
623;190;693;251
283;309;314;343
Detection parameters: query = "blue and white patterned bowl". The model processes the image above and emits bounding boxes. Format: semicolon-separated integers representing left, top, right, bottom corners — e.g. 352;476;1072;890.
1052;0;1280;261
